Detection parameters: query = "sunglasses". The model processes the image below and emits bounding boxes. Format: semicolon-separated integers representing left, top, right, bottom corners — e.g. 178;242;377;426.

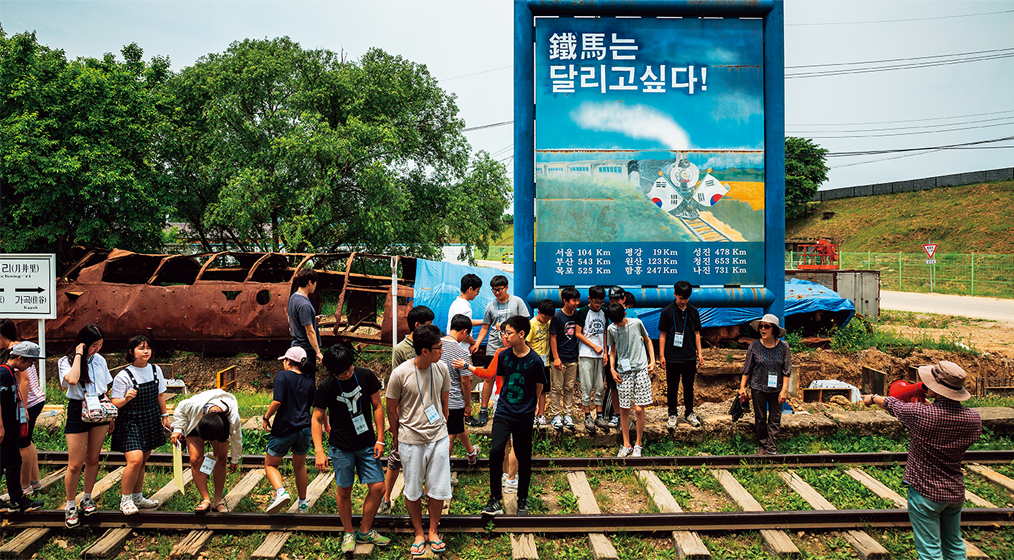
759;324;773;329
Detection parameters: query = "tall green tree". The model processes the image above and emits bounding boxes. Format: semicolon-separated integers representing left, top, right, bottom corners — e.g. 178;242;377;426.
784;136;829;218
0;28;172;265
162;37;511;260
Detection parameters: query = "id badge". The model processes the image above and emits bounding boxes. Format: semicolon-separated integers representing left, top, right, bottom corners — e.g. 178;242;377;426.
618;358;631;372
767;372;779;388
18;406;27;424
200;456;217;475
672;333;685;347
424;404;441;425
84;393;101;411
352;414;368;435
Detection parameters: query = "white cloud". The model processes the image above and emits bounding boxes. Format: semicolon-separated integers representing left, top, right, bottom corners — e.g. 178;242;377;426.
698;152;764;171
570;102;690;149
711;90;763;124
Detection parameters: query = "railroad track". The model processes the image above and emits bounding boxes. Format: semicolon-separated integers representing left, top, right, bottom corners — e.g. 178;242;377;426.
6;450;1014;559
679;216;731;242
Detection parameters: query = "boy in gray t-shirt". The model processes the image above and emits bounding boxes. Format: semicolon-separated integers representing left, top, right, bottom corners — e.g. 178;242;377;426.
469;275;527;427
605;303;655;459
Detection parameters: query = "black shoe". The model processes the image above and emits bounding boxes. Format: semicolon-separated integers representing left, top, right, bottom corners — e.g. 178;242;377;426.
0;499;10;514
481;498;503;517
516;498;529;516
10;497;43;513
464;415;478;427
476;410;489;427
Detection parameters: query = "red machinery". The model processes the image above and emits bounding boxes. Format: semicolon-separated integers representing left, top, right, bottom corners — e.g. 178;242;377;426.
797;239;840;270
889;380;927;403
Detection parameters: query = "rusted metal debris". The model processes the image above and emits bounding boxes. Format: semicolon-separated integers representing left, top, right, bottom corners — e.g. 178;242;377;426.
15;248;416;356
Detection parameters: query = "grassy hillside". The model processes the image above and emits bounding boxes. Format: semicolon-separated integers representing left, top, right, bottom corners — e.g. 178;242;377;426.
787;180;1014;254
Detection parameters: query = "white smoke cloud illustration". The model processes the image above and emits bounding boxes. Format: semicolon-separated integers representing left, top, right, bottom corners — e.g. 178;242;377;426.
570;102;690;149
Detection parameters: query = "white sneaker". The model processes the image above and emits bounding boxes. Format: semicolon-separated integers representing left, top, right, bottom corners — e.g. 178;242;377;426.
552;415;564;430
120;498;139;515
133;495;160;509
563;415;576;430
504;475;518;494
632;445;642;457
666;415;678;429
617;446;632;458
266;490;291;515
538;415;547;426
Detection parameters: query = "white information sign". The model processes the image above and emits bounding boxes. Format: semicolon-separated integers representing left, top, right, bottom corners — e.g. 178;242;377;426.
0;254;57;319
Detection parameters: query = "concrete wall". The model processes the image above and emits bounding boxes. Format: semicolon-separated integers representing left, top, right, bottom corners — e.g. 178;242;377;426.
812;167;1013;202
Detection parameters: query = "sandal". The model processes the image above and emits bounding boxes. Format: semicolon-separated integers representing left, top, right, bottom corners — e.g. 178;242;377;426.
212;501;229;513
410;541;426;557
428;539;446;553
195;499;211;514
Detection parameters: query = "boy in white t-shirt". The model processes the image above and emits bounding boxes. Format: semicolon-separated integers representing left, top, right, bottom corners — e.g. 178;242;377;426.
574;286;607;434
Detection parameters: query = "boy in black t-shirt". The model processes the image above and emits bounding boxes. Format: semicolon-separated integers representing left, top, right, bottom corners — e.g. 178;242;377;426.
262;347;317;515
549;286;581;431
478;315;546;517
658;281;705;429
0;342;45;514
311;345;390;554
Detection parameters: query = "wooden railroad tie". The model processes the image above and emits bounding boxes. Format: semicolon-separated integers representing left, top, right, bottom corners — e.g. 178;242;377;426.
76;466;126;504
0;528;49;559
504;493;538;560
567;471;619;560
0;466;67;502
780;470;890;560
250;472;335;559
170;468;266;559
710;469;800;558
844;468;990;559
637;470;711;560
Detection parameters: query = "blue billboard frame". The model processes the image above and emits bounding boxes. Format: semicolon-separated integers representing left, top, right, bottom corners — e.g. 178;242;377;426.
514;0;784;321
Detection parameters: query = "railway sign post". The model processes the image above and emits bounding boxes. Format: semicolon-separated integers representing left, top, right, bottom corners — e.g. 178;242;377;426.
0;253;56;396
514;0;785;320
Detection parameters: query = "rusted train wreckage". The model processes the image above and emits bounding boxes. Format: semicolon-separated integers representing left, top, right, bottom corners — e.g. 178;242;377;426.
16;249;416;356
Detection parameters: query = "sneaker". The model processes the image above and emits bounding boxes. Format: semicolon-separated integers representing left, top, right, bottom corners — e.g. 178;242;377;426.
632;445;642;458
464;415;480;427
120;499;139;516
503;476;518;494
20;486;34;497
297;502;309;514
0;499;10;513
133;495;160;509
377;499;393;515
11;497;43;513
482;498;504;516
666;414;679;429
356;529;391;546
80;497;98;516
594;415;610;430
476;409;489;427
341;532;356;554
467;445;480;466
608;414;620;428
584;414;596;433
563;415;576;430
552;415;563;431
687;412;702;428
537;415;548;427
516;498;529;515
617;446;632;458
266;490;291;515
65;506;80;528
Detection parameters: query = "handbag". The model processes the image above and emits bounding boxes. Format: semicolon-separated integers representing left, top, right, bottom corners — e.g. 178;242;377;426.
0;364;31;437
729;393;749;421
82;381;118;423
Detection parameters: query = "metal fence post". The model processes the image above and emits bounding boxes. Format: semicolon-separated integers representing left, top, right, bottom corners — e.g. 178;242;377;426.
970;253;974;296
899;252;902;290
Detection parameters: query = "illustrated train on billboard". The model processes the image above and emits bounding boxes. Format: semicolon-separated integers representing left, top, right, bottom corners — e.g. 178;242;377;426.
536;158;731;220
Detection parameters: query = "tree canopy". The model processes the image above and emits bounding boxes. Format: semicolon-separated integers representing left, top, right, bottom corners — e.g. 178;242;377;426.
784;136;829;219
1;31;511;266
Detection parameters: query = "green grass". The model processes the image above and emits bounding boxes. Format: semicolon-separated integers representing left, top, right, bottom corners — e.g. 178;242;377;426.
795;467;896;510
732;468;812;512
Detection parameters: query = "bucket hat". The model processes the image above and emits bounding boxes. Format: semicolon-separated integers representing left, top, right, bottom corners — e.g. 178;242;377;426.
918;361;971;401
750;314;786;338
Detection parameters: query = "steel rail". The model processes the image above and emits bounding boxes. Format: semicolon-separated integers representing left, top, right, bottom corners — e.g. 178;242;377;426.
37;449;1014;469
5;508;1014;533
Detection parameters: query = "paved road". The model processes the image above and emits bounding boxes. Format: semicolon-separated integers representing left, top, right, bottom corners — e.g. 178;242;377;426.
881;290;1014;323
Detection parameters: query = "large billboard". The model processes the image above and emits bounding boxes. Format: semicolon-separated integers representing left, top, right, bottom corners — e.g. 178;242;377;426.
535;17;764;288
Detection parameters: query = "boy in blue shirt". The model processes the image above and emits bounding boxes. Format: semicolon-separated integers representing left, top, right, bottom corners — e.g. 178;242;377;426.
262;346;317;514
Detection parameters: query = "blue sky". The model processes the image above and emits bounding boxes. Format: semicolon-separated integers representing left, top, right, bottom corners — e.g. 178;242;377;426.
535;17;763;151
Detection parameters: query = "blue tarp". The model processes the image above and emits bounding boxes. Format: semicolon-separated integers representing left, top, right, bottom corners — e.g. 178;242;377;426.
412;259;854;339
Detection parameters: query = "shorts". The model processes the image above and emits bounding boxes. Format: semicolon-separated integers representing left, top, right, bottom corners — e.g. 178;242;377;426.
386;446;402;471
399;439;452;501
331;446;385;487
64;399;110;434
543;365;552;392
447;408;466;435
267;426;312;457
19;402;45;448
616;367;653;409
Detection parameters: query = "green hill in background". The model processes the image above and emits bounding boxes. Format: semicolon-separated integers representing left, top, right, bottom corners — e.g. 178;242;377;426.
787;180;1014;254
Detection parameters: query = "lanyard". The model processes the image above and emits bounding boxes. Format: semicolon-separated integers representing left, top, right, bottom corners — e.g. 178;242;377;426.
413;363;436;408
672;306;689;335
764;344;777;372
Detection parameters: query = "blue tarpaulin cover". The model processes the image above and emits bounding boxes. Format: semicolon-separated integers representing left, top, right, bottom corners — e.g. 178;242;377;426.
411;260;853;340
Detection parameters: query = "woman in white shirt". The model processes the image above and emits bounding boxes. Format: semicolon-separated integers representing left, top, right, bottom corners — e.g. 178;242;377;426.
58;324;114;528
170;389;242;513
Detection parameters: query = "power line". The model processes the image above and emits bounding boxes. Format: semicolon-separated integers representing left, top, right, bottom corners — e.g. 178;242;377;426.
789;109;1014;127
798;120;1014;139
789;115;1014;135
787;51;1014;78
787;9;1014;27
826;135;1014;157
441;65;512;82
463;120;514;132
788;47;1014;70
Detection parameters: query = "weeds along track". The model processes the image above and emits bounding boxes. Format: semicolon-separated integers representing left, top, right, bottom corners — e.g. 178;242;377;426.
5;450;1014;559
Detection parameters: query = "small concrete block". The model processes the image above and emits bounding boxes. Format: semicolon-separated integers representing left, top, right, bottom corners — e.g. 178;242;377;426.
984;167;1014;182
937;173;963;188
